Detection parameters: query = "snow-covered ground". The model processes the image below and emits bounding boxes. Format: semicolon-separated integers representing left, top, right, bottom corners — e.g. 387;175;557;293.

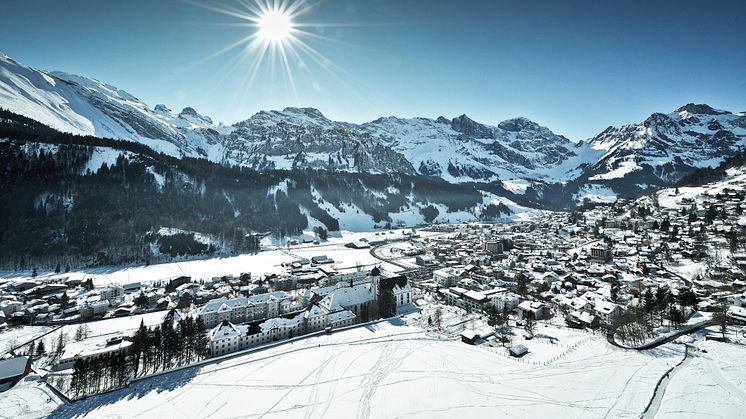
28;319;685;419
656;340;746;418
0;325;56;355
0;229;434;287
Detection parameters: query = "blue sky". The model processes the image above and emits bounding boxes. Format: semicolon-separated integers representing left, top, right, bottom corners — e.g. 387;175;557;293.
1;0;745;140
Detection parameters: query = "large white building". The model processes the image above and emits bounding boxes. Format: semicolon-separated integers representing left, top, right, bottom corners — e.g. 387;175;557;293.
209;303;357;357
198;291;300;328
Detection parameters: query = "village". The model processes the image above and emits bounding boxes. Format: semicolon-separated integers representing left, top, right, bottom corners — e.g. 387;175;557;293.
2;185;746;406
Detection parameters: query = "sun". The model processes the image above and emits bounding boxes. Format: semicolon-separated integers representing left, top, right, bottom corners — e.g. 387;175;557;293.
257;9;294;44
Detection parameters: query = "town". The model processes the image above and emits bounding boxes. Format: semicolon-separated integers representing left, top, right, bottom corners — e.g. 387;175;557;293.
2;180;746;408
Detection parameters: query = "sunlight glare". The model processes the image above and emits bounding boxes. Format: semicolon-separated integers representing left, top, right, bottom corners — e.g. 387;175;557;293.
258;9;293;44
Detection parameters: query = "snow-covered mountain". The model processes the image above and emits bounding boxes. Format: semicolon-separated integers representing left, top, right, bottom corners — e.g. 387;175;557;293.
0;52;231;158
574;104;746;201
0;52;596;185
3;51;746;206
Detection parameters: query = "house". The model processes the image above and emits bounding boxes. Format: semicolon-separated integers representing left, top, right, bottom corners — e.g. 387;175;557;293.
517;301;550;320
433;267;467;287
590;244;612;262
510;344;529;357
80;300;109;319
311;255;334;265
461;326;494;345
593;300;621;325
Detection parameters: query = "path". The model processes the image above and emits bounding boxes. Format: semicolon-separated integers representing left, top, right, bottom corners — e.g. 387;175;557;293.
606;319;712;350
641;344;691;419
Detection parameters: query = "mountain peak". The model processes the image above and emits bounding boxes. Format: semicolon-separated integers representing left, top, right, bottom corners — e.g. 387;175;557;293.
450;114;494;138
498;117;539;132
674;103;730;116
282;107;327;120
179;107;212;124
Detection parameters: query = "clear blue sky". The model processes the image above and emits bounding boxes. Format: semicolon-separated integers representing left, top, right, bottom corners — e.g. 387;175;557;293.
1;0;745;140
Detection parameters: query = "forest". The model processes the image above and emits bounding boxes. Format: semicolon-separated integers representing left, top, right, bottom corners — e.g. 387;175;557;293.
0;109;496;270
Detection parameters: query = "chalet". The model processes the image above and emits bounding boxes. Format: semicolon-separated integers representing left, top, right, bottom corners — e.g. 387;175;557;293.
460;326;494;345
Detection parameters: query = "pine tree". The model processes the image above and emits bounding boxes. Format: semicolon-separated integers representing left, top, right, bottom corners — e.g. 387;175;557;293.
36;339;45;355
195;317;210;360
516;273;527;297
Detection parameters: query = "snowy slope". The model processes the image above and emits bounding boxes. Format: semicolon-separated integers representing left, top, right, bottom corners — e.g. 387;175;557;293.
0;52;598;185
587;104;746;183
0;52;229;157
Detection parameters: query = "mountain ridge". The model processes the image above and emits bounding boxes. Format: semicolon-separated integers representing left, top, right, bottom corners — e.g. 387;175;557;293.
2;52;745;205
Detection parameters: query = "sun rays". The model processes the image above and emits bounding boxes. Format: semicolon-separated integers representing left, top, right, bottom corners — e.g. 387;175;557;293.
187;0;357;105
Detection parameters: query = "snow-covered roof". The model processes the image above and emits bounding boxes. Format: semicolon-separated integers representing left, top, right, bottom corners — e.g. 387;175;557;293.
320;283;374;311
210;320;243;341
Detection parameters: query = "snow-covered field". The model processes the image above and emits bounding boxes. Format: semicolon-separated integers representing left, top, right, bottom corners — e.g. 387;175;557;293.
0;325;56;354
0;229;434;288
19;320;685;419
655;340;746;418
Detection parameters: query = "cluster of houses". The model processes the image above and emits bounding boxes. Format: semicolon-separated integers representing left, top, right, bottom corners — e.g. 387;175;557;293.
412;184;746;331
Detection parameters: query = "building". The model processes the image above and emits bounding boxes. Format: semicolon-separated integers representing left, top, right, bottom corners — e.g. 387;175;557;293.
510;344;529;357
460;326;494;345
517;301;551;320
80;300;109;319
197;291;297;328
590;244;612;262
99;286;124;304
209;303;358;357
55;335;132;370
483;241;504;254
593;300;621;325
433;267;467;287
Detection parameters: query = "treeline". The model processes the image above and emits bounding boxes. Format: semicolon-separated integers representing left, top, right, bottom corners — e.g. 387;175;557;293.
68;315;209;399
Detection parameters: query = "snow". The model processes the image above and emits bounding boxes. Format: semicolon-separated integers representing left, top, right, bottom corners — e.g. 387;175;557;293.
656;341;746;418
589;158;641;180
83;147;127;174
573;184;618;204
0;229;434;287
0;325;56;355
0;375;62;418
501;178;531;194
41;320;684;419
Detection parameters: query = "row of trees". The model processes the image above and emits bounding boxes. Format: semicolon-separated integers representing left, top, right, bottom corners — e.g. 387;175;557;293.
66;315;210;399
130;316;210;377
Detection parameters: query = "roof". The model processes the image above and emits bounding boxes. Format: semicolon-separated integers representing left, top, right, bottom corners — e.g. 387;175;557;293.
0;357;28;381
198;291;291;315
328;310;356;323
510;344;528;355
210;320;243;341
319;283;374;311
59;335;132;363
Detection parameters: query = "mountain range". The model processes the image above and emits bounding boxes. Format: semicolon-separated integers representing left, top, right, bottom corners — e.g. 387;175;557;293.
2;51;745;206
